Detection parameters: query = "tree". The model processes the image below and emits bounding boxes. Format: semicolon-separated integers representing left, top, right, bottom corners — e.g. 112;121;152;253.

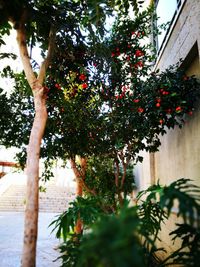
0;1;147;265
0;0;141;266
48;6;200;265
0;2;200;265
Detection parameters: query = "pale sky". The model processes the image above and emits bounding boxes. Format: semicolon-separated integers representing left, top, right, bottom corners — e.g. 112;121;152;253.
156;0;178;48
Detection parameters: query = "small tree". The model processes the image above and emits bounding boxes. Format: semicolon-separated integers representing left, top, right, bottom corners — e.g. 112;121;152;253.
0;1;145;265
0;2;200;266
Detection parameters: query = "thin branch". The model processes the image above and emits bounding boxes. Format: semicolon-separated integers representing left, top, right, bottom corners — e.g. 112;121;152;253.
81;178;97;196
80;157;87;178
114;158;120;188
70;158;97;196
120;164;127;189
15;10;36;88
38;26;56;84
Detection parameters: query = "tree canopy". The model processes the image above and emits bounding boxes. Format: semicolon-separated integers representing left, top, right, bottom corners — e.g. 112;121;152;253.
0;1;200;266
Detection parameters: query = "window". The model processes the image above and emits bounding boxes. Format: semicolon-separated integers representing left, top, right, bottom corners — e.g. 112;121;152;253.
155;0;183;52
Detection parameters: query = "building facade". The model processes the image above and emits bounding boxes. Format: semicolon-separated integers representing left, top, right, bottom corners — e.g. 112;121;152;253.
136;0;200;189
135;0;200;255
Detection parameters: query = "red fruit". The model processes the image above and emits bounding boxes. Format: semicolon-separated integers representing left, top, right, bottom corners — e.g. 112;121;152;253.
137;107;144;113
176;106;182;112
127;44;131;48
156;103;161;107
79;74;86;81
135;50;144;57
133;99;140;103
135;61;143;68
138;61;143;67
55;83;61;90
111;52;115;57
156;98;161;103
159;119;163;124
131;31;135;35
188;111;193;116
162;91;169;95
116;47;120;51
82;83;88;89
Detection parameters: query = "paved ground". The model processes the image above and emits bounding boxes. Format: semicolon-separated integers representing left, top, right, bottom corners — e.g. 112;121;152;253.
0;212;62;267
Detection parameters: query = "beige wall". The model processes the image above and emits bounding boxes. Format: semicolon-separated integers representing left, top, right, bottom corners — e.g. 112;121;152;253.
154;0;200;187
135;0;200;190
133;0;200;259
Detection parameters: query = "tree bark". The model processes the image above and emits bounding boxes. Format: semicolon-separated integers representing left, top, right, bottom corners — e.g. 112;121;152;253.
70;157;88;234
70;157;96;196
22;87;47;267
14;14;55;267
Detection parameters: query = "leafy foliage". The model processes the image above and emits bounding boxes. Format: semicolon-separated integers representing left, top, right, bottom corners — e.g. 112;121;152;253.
77;206;146;267
57;235;82;267
84;156;135;208
51;178;200;267
167;224;200;266
50;196;104;241
160;178;200;226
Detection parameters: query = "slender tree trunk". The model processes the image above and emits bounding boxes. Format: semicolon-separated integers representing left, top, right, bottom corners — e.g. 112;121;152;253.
70;157;87;234
22;88;47;267
74;178;83;234
14;14;55;267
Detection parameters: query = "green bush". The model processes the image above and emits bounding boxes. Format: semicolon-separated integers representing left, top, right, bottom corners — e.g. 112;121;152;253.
51;178;200;267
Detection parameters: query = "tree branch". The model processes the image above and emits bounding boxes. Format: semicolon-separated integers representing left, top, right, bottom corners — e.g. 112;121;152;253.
70;158;97;196
118;148;131;189
16;16;36;88
114;158;120;188
38;27;56;84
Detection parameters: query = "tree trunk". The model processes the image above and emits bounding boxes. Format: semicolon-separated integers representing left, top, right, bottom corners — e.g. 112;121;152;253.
21;87;47;267
14;16;55;267
70;157;87;234
74;178;83;234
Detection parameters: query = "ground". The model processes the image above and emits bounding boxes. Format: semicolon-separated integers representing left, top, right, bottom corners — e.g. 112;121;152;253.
0;212;61;267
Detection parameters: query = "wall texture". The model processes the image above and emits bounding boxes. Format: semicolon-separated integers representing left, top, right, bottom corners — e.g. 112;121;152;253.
154;0;200;186
135;0;200;257
135;0;200;189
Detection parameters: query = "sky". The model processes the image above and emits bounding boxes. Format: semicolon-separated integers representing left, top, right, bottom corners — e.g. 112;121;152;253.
0;29;44;162
156;0;178;49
